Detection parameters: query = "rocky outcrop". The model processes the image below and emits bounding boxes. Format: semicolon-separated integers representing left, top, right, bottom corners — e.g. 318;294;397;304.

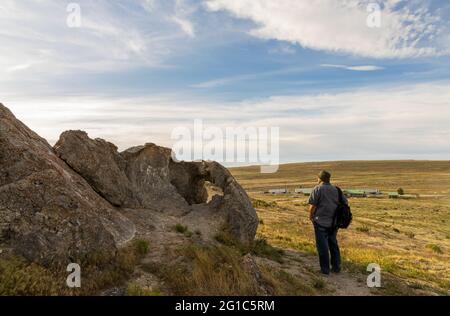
54;131;137;207
119;144;189;212
171;160;259;242
201;161;259;242
54;131;259;242
0;102;258;267
0;104;135;265
54;134;189;212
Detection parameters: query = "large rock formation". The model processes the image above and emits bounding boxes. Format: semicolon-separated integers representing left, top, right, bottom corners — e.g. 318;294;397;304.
170;160;259;241
54;132;190;212
55;131;259;242
0;104;135;265
0;102;258;265
53;131;138;208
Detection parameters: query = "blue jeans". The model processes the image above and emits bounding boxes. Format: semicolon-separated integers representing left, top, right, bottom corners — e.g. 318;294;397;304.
313;223;341;274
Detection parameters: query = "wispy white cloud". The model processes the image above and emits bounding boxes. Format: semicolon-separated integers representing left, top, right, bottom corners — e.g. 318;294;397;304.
0;0;197;82
171;0;197;37
5;82;450;161
205;0;450;59
191;66;311;88
172;16;196;38
321;64;384;71
6;63;34;73
140;0;157;12
1;0;448;163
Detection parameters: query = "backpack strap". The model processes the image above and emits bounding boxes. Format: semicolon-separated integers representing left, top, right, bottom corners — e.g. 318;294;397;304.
332;186;343;228
336;186;344;205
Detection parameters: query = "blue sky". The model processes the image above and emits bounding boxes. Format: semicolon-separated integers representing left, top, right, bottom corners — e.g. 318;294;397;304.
1;0;450;163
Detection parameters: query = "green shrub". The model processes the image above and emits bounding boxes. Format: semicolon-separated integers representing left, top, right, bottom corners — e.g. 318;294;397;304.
312;277;326;289
252;199;277;208
133;239;150;256
356;225;370;233
174;224;193;238
174;224;188;234
126;284;162;296
426;244;443;254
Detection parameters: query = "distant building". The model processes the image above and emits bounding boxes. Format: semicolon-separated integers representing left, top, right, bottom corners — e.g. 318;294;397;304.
363;189;381;196
343;189;366;198
268;188;288;195
388;192;400;199
267;187;382;198
294;188;313;196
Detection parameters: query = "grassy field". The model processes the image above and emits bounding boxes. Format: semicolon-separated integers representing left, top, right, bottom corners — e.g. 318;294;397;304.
232;160;450;195
231;161;450;295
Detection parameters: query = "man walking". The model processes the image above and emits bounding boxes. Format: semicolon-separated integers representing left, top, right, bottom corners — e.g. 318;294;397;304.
308;170;348;275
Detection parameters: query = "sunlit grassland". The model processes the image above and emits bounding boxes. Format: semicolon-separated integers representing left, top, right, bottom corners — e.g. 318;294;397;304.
231;161;450;295
232;160;450;195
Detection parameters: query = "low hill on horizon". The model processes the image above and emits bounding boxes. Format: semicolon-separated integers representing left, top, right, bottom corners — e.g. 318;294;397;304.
231;160;450;195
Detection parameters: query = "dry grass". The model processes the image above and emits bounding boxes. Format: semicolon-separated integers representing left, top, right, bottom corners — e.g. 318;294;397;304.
143;244;261;296
258;265;318;296
126;284;162;296
141;241;320;296
231;161;450;295
214;230;284;263
0;239;150;296
0;256;64;296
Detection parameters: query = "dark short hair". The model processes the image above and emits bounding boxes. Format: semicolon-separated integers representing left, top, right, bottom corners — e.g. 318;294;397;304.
318;170;331;183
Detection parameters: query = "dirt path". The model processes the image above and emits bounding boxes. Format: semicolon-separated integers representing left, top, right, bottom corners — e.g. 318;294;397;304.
254;249;372;296
284;250;372;296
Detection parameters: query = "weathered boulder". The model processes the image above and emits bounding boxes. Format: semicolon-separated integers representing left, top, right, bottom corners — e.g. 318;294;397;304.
0;103;135;265
54;134;189;212
201;161;259;242
54;131;137;207
120;144;189;211
170;160;259;242
54;131;259;242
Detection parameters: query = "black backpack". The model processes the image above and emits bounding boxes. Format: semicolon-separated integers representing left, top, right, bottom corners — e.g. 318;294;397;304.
334;187;352;229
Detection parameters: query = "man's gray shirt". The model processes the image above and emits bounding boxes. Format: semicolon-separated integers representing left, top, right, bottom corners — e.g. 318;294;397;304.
308;183;348;228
